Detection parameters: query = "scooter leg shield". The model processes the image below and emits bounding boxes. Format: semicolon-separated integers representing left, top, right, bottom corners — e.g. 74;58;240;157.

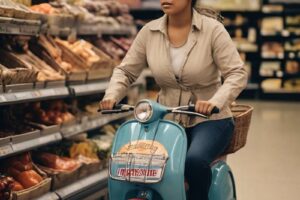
209;161;236;200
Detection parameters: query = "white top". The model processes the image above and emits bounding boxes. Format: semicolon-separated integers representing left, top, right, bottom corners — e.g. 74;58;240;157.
170;40;190;78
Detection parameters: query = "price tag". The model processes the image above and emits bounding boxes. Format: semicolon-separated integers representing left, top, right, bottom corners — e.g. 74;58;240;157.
54;88;68;95
74;85;87;94
0;23;19;34
19;26;39;35
4;93;17;101
39;89;56;97
15;92;34;100
0;145;13;157
62;125;81;137
13;139;35;152
0;95;6;103
39;135;55;145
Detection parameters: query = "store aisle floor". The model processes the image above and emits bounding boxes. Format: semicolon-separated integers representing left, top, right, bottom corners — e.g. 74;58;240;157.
228;101;300;200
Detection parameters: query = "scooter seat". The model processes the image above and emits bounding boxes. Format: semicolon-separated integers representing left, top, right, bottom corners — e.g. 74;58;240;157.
210;155;227;167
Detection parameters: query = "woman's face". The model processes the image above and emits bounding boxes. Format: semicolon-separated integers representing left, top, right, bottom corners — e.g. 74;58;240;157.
160;0;192;15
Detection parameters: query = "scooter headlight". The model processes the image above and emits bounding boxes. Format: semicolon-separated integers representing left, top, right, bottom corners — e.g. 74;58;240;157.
134;101;153;123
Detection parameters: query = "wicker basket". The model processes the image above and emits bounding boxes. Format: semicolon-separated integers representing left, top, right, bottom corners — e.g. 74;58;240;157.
225;104;254;154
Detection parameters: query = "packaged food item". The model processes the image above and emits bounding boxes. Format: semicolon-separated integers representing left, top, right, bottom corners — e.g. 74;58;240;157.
33;152;79;172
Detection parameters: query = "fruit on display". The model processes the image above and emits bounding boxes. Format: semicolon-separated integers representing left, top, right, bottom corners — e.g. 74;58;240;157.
25;101;75;125
16;170;43;189
82;0;134;25
286;61;299;75
33;152;80;172
1;153;44;190
0;174;14;200
30;3;60;14
93;36;133;61
0;0;42;19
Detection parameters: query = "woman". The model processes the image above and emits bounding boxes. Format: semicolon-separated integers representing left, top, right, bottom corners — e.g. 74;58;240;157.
99;0;248;199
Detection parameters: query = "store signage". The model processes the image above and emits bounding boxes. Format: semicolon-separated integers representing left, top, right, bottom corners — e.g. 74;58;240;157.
117;168;162;179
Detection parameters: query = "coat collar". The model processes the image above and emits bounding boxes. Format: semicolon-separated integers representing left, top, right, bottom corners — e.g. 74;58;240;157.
149;9;203;35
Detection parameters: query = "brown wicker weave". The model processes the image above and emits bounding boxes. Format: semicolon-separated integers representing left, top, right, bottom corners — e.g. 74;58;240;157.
224;104;254;154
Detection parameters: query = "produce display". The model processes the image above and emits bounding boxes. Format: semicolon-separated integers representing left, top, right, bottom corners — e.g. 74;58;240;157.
82;0;134;26
261;17;284;35
33;152;80;172
260;62;281;77
33;35;85;73
0;105;36;138
55;38;112;70
0;0;42;19
286;61;299;75
25;100;75;126
93;36;133;61
30;0;135;28
0;36;65;83
262;42;284;58
0;153;44;190
30;3;62;15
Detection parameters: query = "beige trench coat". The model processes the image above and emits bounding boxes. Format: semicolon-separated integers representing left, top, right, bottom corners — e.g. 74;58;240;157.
104;9;248;127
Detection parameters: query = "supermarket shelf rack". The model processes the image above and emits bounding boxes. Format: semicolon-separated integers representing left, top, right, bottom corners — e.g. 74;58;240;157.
0;16;41;35
0;86;70;106
0;111;131;159
33;170;108;200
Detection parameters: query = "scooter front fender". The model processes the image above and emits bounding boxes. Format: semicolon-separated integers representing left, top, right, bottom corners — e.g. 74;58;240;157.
109;119;187;200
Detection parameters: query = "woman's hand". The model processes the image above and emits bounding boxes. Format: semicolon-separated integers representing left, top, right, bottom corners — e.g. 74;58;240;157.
99;99;116;111
195;100;216;115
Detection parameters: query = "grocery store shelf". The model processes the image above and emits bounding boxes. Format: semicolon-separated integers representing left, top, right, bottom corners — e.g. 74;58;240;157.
55;170;108;200
0;112;131;159
34;192;59;200
261;56;285;61
261;31;300;39
77;24;137;36
70;81;109;96
0;129;62;159
61;112;131;138
262;88;300;94
0;16;41;35
0;86;69;106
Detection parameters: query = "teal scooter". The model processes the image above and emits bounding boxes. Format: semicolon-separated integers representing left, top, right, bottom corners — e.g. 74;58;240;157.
101;99;236;200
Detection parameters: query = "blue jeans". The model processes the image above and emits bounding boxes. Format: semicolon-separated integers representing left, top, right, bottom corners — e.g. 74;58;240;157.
185;118;235;200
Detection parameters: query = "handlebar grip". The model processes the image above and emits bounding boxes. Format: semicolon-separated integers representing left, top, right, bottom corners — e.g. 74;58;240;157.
101;110;124;114
188;105;220;115
98;104;128;114
211;106;220;114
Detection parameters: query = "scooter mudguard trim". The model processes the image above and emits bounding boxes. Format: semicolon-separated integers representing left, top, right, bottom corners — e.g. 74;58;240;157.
109;119;187;200
209;161;236;200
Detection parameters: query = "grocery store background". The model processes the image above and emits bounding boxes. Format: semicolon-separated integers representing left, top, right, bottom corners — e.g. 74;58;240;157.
0;0;299;200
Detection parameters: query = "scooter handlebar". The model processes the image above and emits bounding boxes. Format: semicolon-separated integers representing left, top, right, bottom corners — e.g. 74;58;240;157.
188;105;220;115
98;104;133;114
